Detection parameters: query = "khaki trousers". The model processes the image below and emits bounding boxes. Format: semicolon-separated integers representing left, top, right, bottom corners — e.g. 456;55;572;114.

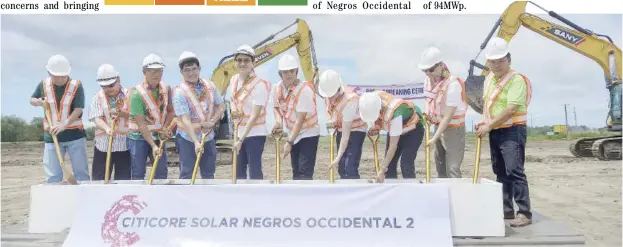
434;125;466;178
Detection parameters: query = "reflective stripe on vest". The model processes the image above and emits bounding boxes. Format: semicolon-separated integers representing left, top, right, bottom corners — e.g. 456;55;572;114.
94;88;130;137
424;75;468;128
231;74;270;127
283;81;319;131
375;92;419;135
42;78;84;131
127;81;169;132
325;92;366;132
483;70;532;129
176;79;216;133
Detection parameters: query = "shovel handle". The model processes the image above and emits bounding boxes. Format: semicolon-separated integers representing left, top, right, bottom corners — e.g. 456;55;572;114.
42;102;77;185
190;129;212;185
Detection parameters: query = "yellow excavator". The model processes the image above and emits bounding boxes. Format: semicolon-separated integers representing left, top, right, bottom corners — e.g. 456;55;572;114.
164;18;320;166
464;1;622;161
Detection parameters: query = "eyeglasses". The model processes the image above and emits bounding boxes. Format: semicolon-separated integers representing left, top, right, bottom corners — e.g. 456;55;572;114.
235;58;252;64
182;67;200;73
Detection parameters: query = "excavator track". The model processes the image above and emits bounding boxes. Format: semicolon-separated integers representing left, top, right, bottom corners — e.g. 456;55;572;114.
590;135;622;161
568;136;606;158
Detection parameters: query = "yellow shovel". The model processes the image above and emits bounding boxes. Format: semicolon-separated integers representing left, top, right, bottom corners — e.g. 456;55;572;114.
473;136;482;184
272;129;283;184
104;115;118;184
190;128;214;185
423;114;431;184
147;131;171;185
42;102;77;185
230;111;243;184
327;122;337;184
367;133;380;174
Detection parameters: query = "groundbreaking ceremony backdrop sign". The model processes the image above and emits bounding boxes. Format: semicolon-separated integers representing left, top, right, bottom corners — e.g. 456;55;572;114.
63;184;453;247
345;83;426;100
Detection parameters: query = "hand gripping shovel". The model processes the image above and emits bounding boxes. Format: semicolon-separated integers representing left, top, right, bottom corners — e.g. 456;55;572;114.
190;128;213;185
326;122;337;184
104;115;118;184
473;136;482;184
423;114;431;184
147;131;171;185
272;129;283;184
43;102;77;185
230;111;243;184
367;133;380;174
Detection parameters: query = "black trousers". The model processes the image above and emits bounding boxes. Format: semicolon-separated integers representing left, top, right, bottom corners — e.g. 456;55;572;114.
489;125;532;219
290;135;319;180
384;122;425;178
92;146;131;181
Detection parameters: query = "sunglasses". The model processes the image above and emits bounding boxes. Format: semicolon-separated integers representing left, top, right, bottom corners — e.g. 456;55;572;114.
422;63;439;73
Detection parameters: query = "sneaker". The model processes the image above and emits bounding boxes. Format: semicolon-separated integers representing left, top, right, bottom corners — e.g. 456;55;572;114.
509;213;532;227
504;211;515;219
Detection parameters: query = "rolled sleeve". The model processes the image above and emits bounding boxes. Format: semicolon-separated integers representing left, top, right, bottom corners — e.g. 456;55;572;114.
88;95;103;122
389;116;403;137
341;101;358;123
445;81;462;107
173;90;191;116
295;86;315;113
506;75;528;106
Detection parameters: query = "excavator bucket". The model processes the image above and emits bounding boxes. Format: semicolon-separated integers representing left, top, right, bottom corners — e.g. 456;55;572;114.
465;75;485;114
464;60;489;115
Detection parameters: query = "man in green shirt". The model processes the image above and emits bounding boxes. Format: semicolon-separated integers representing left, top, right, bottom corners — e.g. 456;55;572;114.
476;37;533;227
358;91;425;183
29;54;89;184
126;53;176;180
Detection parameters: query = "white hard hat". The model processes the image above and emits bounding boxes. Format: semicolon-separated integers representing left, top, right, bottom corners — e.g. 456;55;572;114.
318;69;343;98
278;54;298;71
234;44;255;58
96;64;119;86
142;53;165;69
178;51;198;64
418;46;442;70
485;37;510;60
46;54;71;76
358;92;382;122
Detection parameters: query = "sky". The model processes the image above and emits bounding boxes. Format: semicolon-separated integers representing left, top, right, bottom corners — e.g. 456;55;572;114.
1;14;621;136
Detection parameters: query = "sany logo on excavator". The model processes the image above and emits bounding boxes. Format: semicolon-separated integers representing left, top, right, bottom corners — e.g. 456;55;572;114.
254;47;273;64
546;26;585;46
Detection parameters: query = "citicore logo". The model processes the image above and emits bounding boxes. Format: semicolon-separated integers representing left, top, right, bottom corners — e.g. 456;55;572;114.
101;195;148;247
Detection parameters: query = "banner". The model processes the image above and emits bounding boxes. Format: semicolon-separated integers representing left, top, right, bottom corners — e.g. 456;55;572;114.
345;83;426;100
62;184;453;247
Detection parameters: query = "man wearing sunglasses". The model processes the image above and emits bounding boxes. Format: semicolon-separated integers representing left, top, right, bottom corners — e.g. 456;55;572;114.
272;54;320;180
127;53;176;180
88;64;131;181
172;51;225;180
476;37;533;227
229;45;271;180
419;46;468;180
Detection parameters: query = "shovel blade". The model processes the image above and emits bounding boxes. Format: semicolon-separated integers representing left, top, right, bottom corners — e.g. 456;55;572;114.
465;75;486;115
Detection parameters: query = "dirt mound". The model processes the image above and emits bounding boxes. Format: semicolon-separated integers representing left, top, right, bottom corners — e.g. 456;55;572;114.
526;154;591;163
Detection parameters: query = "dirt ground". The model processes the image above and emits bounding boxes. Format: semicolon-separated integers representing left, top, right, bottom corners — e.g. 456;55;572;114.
1;137;621;246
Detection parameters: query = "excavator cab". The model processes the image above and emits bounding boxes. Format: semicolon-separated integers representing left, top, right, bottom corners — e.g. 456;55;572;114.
464;60;488;114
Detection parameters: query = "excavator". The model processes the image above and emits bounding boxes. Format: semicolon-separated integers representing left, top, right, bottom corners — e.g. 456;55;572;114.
164;18;320;166
464;1;622;161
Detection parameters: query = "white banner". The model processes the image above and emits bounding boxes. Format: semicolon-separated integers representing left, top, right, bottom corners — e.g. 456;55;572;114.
62;183;453;247
345;83;426;100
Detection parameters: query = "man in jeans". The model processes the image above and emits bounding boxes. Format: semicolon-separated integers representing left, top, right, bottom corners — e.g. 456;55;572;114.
476;37;533;227
173;51;225;179
30;54;90;184
127;53;176;180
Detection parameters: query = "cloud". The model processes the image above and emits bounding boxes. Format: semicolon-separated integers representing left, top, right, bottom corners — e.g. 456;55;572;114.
2;13;621;132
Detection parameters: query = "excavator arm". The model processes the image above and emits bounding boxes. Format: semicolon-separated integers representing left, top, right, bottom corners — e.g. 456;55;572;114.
210;18;319;97
464;0;622;160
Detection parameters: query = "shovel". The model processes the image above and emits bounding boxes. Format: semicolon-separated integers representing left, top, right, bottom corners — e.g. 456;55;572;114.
42;102;77;185
147;131;171;185
423;114;431;183
326;122;337;184
272;129;283;184
473;136;482;184
367;133;380;174
190;128;213;185
104;115;118;184
230;111;243;184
